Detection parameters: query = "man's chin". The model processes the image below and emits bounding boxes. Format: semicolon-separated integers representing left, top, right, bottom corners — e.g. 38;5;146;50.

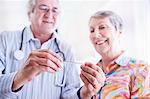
41;28;55;34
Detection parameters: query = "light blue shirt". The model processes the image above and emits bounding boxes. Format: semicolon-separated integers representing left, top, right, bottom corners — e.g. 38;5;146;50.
0;27;80;99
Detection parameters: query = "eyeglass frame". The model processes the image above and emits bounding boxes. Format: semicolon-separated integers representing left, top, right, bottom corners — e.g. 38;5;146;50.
36;4;60;15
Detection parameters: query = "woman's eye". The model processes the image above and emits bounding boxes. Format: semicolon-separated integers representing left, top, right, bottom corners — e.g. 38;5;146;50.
99;26;105;30
90;28;94;33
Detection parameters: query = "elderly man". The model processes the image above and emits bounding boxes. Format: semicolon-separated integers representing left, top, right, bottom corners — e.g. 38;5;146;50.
0;0;80;98
0;0;102;99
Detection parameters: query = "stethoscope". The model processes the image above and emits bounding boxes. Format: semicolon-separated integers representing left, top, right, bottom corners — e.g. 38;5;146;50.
14;27;66;61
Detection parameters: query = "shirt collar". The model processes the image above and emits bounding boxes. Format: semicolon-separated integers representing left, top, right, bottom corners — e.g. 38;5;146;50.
97;51;130;67
115;51;131;66
115;51;146;67
23;26;59;43
22;26;34;43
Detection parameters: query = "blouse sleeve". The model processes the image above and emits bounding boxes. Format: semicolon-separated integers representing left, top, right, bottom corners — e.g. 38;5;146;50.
131;64;150;98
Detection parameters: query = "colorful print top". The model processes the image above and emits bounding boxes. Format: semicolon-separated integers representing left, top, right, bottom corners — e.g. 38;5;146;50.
94;53;150;99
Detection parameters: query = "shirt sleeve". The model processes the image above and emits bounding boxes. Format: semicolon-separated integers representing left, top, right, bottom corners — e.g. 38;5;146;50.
131;64;150;98
0;32;22;98
60;44;80;99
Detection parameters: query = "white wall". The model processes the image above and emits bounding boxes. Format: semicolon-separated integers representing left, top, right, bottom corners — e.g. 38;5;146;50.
59;0;150;63
0;0;29;31
0;0;149;64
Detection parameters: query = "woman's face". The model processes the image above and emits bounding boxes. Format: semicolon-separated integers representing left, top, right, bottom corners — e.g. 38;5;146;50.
89;17;121;54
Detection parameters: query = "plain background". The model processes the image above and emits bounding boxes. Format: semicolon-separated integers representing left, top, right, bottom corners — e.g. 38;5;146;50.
0;0;149;68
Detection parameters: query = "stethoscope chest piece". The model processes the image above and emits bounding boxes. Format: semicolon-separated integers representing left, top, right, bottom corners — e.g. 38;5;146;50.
14;50;24;60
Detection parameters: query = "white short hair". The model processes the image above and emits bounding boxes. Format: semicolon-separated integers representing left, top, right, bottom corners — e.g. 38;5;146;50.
27;0;37;18
90;11;123;32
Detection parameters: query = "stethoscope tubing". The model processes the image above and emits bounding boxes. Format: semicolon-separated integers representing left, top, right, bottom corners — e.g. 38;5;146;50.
19;27;26;50
14;27;65;61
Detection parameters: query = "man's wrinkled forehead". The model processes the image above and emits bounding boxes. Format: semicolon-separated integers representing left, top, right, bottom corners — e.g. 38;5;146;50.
35;0;60;7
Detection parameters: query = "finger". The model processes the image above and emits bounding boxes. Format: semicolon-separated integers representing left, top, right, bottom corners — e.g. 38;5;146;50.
30;50;50;58
30;50;62;68
85;62;104;74
81;63;105;82
31;49;62;62
80;73;88;85
32;62;56;73
81;66;106;85
81;70;98;89
47;54;62;68
80;74;95;93
29;58;57;73
40;65;56;73
81;65;100;80
45;59;60;71
31;56;60;71
38;49;63;61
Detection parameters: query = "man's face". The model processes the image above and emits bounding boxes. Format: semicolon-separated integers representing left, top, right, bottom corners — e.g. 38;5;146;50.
30;0;60;34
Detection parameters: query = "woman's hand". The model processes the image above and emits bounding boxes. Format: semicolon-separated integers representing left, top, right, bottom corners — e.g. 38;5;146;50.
80;62;106;99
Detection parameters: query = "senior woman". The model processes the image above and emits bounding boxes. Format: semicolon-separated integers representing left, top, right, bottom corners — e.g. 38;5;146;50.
79;11;150;99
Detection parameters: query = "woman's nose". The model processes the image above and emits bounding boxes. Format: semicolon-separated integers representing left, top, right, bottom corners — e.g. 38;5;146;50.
93;29;102;38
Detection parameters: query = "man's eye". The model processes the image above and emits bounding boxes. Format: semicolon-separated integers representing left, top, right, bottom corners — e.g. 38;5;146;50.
39;5;49;11
52;9;58;13
41;7;48;11
43;8;48;11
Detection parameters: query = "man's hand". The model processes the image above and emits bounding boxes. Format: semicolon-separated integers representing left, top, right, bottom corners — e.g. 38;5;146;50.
80;62;106;99
12;49;62;91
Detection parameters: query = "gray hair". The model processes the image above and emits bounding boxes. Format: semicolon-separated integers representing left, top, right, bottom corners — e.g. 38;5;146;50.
90;11;123;32
27;0;60;18
27;0;37;18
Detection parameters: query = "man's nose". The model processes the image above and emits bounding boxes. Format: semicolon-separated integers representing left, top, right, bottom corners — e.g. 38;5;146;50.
44;10;54;18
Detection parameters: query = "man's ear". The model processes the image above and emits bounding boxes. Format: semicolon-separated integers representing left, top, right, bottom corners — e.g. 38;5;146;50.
28;12;32;21
28;7;35;18
118;31;122;39
28;7;35;20
116;30;122;38
31;7;35;13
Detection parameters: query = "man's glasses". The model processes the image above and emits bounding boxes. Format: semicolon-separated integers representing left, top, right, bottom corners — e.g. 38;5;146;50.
38;4;59;15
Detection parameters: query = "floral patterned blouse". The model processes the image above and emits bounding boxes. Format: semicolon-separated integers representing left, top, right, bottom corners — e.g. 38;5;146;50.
94;53;150;99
